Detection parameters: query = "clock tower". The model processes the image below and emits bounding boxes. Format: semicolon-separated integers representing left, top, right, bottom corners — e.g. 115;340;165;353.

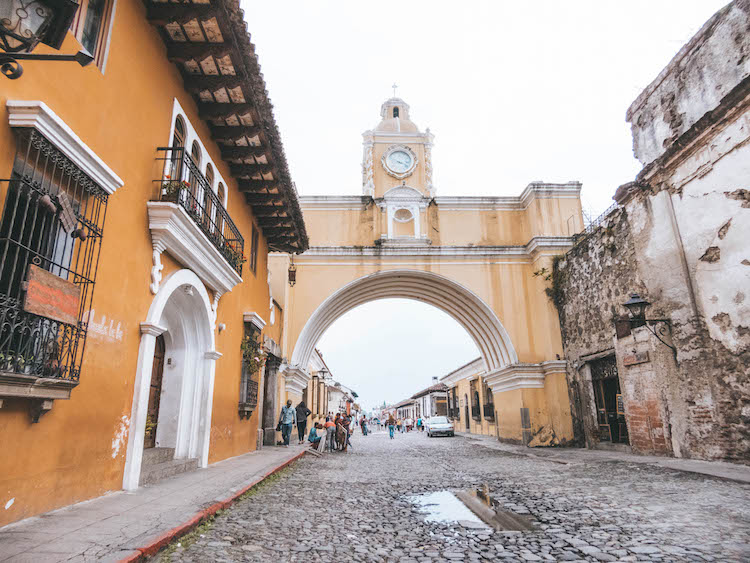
362;97;434;241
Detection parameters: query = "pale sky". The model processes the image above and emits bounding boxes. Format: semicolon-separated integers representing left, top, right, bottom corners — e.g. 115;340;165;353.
241;1;729;411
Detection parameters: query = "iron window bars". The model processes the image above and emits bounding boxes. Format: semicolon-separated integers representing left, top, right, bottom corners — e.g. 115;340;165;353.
483;403;495;421
238;322;260;419
0;128;108;383
156;147;244;275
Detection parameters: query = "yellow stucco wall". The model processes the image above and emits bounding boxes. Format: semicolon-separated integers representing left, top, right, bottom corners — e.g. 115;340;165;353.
0;0;274;526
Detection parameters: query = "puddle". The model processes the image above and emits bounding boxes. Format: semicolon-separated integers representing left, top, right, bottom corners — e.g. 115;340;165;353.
408;491;489;529
409;486;536;532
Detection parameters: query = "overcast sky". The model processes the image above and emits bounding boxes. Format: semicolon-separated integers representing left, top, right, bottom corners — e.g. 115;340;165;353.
242;1;728;411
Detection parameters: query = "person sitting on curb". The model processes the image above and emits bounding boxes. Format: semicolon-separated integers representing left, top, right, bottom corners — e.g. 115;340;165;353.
308;422;323;446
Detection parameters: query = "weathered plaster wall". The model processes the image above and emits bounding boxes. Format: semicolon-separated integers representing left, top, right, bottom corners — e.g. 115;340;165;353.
626;0;750;165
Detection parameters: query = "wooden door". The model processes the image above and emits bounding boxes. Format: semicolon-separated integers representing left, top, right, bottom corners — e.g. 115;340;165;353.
144;335;165;449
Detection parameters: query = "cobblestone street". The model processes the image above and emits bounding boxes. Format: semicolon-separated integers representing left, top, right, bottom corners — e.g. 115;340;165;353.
157;430;750;563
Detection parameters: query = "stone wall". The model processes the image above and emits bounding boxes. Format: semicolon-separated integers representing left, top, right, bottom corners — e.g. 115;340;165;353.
557;1;750;463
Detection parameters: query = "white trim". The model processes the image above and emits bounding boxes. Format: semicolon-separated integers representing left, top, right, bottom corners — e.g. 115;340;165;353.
147;202;242;296
290;269;518;373
440;357;485;386
99;0;118;75
243;312;267;331
484;360;567;393
123;269;216;491
282;365;310;396
293;237;573;258
7;100;124;195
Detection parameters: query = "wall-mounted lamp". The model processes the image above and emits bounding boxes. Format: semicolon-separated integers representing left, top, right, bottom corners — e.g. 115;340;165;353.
1;0;92;80
622;293;676;354
288;258;296;287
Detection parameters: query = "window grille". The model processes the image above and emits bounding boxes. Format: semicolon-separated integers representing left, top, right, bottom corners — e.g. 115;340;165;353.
0;129;108;383
238;322;260;419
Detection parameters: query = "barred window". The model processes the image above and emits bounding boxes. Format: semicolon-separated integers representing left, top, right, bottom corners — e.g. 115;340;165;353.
238;321;261;418
0;129;108;383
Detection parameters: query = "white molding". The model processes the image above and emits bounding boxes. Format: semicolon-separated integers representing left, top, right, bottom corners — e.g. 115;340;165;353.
282;365;310;395
484;360;567;394
7;100;124;195
293;237;572;259
298;182;581;211
123;269;216;491
440;357;485;386
243;312;267;331
147;202;242;296
290;269;518;374
140;322;167;337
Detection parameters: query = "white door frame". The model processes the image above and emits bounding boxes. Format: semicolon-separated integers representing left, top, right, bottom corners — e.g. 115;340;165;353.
122;269;219;491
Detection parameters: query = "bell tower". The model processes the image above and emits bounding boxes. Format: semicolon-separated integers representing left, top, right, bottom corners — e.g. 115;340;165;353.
361;97;435;199
361;97;434;242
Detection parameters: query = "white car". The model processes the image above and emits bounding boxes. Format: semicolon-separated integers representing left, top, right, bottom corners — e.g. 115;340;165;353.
425;416;454;437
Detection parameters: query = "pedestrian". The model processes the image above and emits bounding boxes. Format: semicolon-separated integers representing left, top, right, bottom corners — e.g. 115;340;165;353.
296;400;311;445
324;416;336;452
308;422;323;446
417;417;423;431
277;399;296;447
336;417;347;452
360;416;368;436
388;414;396;440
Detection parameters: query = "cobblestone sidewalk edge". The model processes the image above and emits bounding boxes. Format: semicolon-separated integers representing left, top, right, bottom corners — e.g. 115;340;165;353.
118;450;307;563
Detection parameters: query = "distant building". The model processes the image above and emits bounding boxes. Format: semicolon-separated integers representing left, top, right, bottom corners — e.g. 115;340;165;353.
411;377;450;418
441;358;498;438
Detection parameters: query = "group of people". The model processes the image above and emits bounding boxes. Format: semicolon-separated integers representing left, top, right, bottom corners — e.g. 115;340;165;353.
385;414;426;438
277;400;370;453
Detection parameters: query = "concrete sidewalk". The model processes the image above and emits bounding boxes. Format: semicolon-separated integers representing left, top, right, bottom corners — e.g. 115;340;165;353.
457;431;750;484
0;445;306;563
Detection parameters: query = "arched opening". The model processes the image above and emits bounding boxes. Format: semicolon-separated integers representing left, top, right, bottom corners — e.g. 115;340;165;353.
122;269;217;490
291;269;517;372
393;107;399;118
316;298;480;417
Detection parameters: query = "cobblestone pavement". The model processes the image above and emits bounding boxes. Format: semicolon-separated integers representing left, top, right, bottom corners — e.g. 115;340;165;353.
157;430;750;563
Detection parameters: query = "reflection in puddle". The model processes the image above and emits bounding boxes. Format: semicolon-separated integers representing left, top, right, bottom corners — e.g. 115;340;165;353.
408;491;489;528
410;486;536;532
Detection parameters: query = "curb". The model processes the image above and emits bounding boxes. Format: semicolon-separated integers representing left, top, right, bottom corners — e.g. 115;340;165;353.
119;450;306;562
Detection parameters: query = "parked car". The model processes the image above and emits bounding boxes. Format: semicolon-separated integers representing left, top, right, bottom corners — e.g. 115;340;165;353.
425;416;454;437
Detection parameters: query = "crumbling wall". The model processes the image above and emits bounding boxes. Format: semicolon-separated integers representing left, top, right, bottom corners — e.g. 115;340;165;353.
626;0;750;165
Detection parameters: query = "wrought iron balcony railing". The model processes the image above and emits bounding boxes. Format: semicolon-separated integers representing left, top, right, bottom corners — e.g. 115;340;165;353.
471;405;481;420
155;147;244;275
483;403;495;421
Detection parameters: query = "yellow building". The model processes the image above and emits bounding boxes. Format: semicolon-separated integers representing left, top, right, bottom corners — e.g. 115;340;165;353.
442;358;498;438
0;0;307;527
270;97;582;447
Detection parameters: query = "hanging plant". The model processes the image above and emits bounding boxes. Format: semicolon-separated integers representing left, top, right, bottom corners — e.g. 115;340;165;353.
241;334;266;375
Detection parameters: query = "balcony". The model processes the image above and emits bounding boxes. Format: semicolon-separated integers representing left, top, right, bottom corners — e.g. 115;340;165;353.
483;403;495;421
148;147;244;296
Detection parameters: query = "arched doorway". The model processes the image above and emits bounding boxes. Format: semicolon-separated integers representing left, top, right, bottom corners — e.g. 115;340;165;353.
290;269;518;373
122;269;219;490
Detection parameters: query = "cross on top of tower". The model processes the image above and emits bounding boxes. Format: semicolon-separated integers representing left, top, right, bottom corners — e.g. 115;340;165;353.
392;83;398;98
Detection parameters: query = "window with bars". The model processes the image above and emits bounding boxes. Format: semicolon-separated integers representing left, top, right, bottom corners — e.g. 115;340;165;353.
0;128;108;385
238;322;261;419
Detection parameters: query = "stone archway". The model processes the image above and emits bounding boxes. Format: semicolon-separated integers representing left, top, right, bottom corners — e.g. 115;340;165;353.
122;269;219;491
290;269;518;373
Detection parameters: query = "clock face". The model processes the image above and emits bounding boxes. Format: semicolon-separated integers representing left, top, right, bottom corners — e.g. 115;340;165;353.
386;150;413;174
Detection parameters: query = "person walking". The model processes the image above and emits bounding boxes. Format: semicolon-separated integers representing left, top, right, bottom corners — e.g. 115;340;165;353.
388;414;396;440
278;399;296;447
296;400;312;444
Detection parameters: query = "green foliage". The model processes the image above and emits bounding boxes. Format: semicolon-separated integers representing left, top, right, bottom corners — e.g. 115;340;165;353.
241;333;267;375
534;255;566;311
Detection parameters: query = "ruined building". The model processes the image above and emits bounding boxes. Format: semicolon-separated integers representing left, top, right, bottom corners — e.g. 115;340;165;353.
556;0;750;462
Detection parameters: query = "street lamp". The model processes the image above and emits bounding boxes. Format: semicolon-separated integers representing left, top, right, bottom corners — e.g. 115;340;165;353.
0;0;92;80
622;293;676;354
